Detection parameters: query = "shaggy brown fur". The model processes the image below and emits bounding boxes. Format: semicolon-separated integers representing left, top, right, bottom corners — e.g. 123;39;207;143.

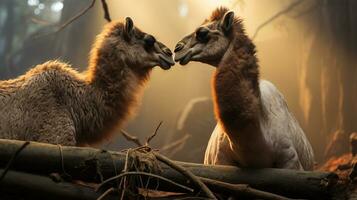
175;7;314;170
0;18;174;146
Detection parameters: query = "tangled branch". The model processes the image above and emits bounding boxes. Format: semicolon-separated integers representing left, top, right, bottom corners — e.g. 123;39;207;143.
252;0;304;39
97;171;194;193
33;0;111;39
120;126;217;199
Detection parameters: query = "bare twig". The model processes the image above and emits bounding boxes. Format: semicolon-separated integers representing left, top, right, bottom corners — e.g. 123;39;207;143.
200;177;301;200
33;0;96;39
34;0;111;39
121;130;143;147
154;153;217;200
97;187;115;200
119;148;131;200
292;0;320;18
121;121;163;147
96;171;194;193
58;144;71;178
146;121;163;145
100;0;112;22
0;141;30;182
252;0;304;39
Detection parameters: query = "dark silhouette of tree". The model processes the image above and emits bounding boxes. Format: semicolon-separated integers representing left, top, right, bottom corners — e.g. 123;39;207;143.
296;0;357;161
251;0;357;161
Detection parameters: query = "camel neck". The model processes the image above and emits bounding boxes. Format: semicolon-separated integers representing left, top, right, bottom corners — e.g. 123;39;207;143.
87;49;149;109
212;36;262;143
78;50;149;144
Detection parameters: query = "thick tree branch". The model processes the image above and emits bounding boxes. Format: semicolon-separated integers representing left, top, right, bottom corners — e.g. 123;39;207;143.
0;139;338;199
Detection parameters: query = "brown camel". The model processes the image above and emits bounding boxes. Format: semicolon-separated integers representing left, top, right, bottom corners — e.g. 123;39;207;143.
0;17;174;146
175;7;314;170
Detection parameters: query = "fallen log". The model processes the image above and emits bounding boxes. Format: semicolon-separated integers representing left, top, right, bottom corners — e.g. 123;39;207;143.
0;169;117;200
0;169;198;200
0;139;338;199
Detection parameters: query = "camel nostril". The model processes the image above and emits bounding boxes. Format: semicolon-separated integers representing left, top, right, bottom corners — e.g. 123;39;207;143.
163;48;173;56
174;42;185;52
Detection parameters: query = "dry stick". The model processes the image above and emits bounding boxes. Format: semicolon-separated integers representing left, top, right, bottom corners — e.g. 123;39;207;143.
96;171;194;193
252;0;304;39
146;121;163;145
100;0;112;22
154;153;217;200
57;144;71;178
121;129;143;147
97;187;115;200
121;121;163;147
119;148;132;200
199;177;302;200
0;141;30;182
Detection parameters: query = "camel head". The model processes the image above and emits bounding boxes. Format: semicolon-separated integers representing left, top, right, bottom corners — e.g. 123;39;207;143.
174;7;242;67
95;17;174;71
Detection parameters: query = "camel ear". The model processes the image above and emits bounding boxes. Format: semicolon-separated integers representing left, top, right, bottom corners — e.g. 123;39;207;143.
221;11;234;34
124;17;134;38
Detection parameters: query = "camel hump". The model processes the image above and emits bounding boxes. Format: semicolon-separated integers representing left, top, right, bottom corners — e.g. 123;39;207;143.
26;60;78;78
259;80;315;170
21;60;84;89
259;80;287;108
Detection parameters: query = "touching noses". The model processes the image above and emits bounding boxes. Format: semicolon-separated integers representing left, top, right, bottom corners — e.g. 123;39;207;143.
163;47;173;57
174;41;185;53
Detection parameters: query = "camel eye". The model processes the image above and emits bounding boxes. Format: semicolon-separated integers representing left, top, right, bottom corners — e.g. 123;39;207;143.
144;35;156;48
196;28;209;42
